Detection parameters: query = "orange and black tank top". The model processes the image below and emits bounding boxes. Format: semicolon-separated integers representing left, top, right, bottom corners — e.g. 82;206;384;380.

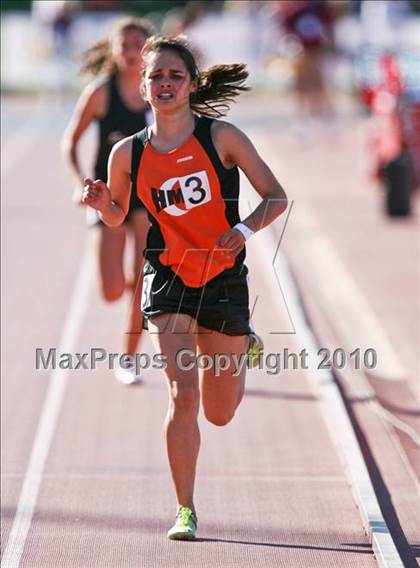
131;117;245;288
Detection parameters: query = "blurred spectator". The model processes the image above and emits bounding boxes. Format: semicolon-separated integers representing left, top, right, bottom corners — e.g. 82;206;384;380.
277;0;337;116
369;56;404;172
161;0;206;36
32;0;80;59
368;53;416;215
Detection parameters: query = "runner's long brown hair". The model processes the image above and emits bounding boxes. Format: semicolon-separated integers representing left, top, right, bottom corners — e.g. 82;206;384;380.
79;17;155;76
141;35;250;118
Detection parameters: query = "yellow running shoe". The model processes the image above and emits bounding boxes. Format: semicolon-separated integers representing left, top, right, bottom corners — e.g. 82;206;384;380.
247;332;264;368
167;507;197;541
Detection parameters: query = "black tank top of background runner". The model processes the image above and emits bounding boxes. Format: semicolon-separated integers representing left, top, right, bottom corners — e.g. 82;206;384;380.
94;74;148;180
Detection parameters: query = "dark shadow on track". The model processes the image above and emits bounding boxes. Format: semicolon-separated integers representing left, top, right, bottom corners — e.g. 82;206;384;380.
194;537;373;554
342;543;372;548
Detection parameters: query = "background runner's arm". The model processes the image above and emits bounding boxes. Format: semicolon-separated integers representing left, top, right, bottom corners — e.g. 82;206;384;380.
61;84;104;201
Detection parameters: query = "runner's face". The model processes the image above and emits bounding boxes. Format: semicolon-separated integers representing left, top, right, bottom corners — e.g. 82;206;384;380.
143;50;196;112
112;29;146;72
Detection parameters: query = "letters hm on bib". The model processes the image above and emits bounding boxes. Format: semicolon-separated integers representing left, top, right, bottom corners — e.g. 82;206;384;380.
132;117;246;288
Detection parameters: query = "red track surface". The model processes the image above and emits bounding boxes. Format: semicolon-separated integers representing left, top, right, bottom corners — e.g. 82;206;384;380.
1;93;418;567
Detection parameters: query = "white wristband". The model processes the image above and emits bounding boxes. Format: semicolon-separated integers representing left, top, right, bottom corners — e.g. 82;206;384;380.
233;222;255;241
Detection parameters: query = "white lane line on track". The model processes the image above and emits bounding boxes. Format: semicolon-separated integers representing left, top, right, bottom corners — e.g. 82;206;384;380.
1;242;93;568
244;189;404;567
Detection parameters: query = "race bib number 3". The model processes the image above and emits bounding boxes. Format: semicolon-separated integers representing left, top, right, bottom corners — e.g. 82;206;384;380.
180;171;211;209
156;170;211;216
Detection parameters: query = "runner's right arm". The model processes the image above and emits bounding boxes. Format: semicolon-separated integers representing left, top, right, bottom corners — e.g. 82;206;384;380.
81;137;132;227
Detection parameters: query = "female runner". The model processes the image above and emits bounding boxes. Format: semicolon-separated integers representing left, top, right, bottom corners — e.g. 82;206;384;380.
62;17;154;384
82;35;288;538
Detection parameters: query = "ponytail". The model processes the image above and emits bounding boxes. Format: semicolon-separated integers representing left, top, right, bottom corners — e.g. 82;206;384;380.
78;39;114;76
191;63;249;118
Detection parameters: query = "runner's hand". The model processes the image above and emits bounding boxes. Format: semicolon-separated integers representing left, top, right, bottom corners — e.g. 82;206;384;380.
81;178;112;211
215;228;246;258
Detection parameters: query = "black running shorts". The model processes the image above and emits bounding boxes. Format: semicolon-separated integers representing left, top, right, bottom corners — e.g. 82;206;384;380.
141;261;251;336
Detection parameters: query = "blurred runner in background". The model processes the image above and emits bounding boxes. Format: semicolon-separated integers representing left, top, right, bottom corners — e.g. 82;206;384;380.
82;34;287;540
62;17;154;384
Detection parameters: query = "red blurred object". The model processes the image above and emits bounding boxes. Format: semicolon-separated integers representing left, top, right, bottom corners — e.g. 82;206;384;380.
360;86;375;108
370;54;404;165
360;53;403;110
368;54;417;215
371;53;420;189
380;53;403;98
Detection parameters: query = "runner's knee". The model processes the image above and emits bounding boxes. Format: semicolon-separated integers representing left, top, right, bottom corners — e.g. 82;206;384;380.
169;386;200;418
204;408;235;427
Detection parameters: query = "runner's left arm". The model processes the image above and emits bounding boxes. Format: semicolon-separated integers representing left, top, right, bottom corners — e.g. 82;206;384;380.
214;122;287;256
